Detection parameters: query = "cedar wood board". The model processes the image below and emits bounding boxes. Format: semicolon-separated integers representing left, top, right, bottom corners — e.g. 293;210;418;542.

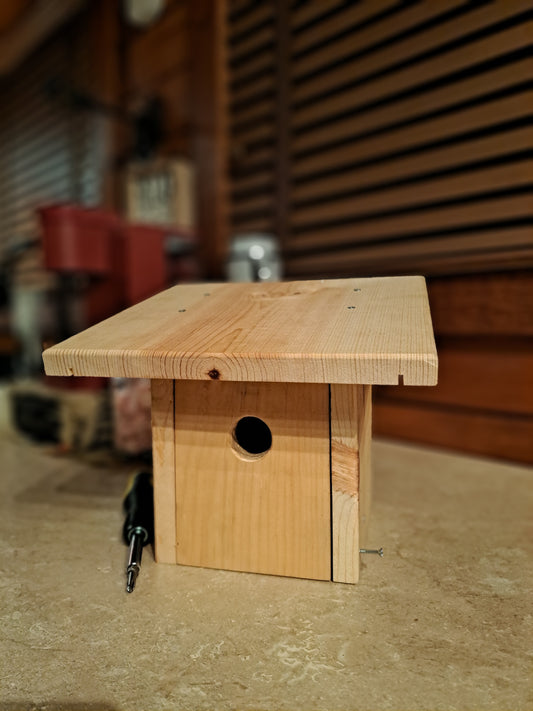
43;276;438;386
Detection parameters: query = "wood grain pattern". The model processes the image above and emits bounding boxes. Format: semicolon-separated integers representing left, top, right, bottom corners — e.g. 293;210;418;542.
358;385;372;550
151;379;177;564
331;384;372;583
42;277;438;386
173;380;331;579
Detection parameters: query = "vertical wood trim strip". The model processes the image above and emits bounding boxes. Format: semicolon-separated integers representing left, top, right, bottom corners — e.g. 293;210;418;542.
358;385;373;548
151;378;177;564
331;383;361;583
190;0;230;279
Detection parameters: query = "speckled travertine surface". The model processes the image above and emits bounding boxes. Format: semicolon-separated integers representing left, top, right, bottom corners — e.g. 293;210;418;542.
0;421;531;710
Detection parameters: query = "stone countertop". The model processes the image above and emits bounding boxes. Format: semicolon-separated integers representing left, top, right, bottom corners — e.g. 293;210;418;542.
0;430;531;710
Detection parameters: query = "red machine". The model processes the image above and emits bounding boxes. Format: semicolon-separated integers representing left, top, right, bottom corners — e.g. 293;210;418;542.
40;204;197;327
35;204;198;452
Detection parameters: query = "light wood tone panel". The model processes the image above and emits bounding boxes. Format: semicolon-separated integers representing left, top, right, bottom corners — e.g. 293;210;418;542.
293;57;533;154
289;194;533;252
293;22;533;129
151;379;177;564
292;115;533;192
331;384;372;584
358;385;372;550
292;162;533;227
43;277;438;386
174;380;331;579
293;1;529;100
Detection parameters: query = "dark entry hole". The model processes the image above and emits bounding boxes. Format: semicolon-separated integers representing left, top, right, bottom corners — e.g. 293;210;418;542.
232;416;272;457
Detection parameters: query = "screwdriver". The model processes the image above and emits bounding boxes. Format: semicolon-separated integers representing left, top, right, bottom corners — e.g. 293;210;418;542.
122;470;154;593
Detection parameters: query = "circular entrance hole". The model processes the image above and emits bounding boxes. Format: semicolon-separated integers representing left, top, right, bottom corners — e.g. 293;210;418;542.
232;416;272;460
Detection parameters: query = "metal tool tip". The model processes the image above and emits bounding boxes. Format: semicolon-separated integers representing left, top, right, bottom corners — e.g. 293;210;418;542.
126;570;137;593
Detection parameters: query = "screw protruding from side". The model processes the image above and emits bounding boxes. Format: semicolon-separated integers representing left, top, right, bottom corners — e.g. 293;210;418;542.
360;547;384;557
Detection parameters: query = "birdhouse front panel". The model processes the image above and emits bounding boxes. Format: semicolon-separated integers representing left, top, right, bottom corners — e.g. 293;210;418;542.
173;380;331;580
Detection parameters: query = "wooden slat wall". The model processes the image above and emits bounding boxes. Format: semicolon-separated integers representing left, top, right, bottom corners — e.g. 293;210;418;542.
285;0;533;275
228;0;277;235
226;1;533;273
226;0;533;463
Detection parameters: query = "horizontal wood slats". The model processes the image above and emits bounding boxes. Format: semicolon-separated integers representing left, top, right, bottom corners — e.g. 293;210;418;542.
292;0;399;58
231;2;273;39
292;95;533;184
293;56;533;154
293;1;530;101
226;0;533;276
286;229;533;279
286;193;533;253
291;0;355;32
293;21;533;130
292;161;533;229
228;0;277;236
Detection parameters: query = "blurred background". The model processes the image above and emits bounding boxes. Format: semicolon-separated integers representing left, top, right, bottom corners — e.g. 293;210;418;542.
0;0;531;465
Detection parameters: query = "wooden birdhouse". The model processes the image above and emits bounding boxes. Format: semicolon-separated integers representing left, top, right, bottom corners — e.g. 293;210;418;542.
43;276;437;583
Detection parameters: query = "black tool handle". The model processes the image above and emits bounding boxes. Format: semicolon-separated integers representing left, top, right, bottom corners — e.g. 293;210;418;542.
122;471;154;546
